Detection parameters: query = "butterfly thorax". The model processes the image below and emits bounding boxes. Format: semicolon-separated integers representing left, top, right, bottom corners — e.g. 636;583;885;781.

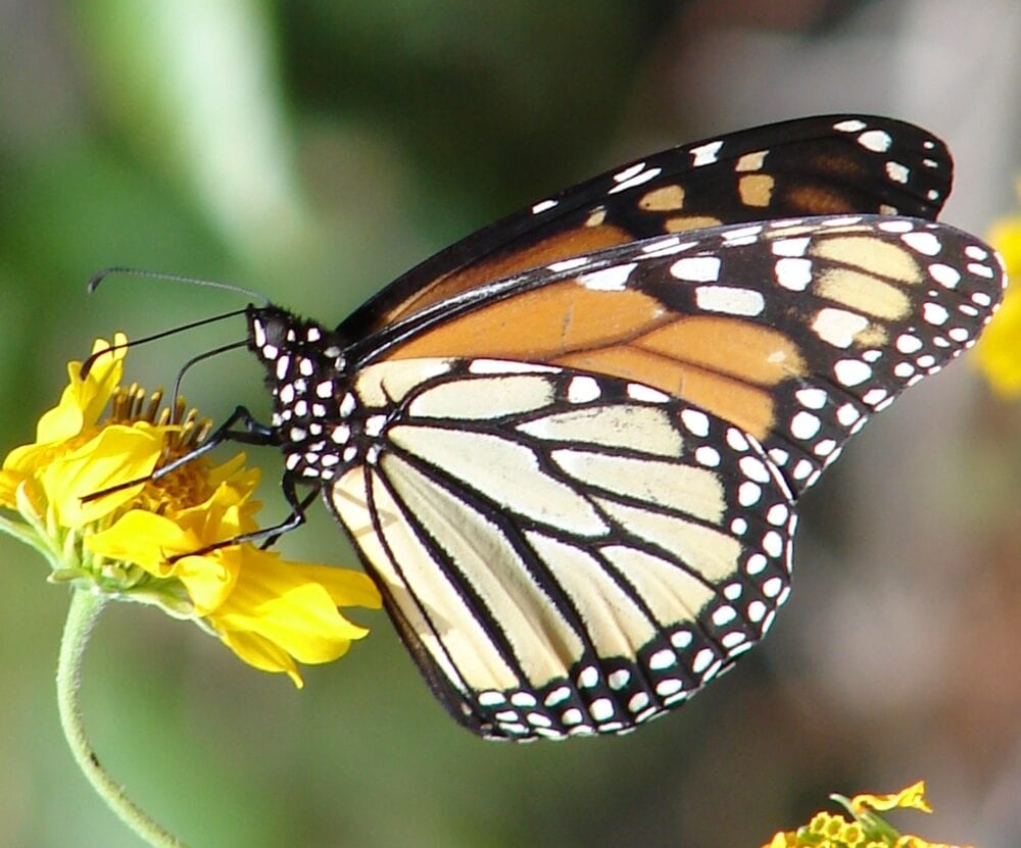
247;304;379;484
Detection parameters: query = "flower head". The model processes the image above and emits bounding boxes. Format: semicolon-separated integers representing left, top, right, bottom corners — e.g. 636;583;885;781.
0;335;381;686
761;781;971;848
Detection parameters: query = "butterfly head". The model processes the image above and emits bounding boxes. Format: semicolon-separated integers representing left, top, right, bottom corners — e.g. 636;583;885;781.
246;304;357;484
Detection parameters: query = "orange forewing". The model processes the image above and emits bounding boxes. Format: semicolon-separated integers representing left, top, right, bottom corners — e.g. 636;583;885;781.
384;279;808;441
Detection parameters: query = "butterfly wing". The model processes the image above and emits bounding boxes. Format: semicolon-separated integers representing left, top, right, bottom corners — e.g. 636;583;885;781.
246;117;999;740
317;216;1003;739
329;359;797;739
371;216;1004;497
340;115;951;346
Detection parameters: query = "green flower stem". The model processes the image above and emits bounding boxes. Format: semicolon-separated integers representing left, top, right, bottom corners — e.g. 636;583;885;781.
56;588;186;848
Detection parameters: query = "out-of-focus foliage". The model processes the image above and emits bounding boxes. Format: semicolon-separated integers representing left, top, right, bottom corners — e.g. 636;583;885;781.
1;1;1019;847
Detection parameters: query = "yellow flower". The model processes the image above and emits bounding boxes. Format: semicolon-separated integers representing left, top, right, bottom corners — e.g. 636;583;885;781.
760;781;972;848
975;188;1021;396
0;336;382;686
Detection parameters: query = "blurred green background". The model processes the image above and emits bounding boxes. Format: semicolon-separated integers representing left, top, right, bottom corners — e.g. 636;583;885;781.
2;1;1021;846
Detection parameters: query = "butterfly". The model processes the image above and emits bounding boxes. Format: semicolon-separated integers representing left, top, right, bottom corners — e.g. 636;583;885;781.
204;115;1004;740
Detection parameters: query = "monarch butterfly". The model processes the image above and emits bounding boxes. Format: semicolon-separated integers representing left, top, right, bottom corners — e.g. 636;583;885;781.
193;115;1004;740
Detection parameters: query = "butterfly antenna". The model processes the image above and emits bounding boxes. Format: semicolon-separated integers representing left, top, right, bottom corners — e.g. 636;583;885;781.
79;308;250;379
88;266;270;304
169;340;249;416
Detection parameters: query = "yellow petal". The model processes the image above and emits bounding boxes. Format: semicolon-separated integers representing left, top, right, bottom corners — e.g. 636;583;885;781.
974;283;1021;396
850;781;931;814
207;548;373;680
0;469;27;508
36;334;127;444
289;562;383;609
218;629;304;687
171;552;236;612
43;425;162;527
87;509;200;572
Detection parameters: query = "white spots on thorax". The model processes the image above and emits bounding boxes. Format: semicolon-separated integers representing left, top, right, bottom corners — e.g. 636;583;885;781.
275;354;291;380
252;321;267;349
331;424;351;444
532;198;558;215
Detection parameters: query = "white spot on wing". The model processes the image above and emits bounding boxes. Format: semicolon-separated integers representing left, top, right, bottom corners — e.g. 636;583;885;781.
568;376;601;403
857;129;892;152
923;302;950;325
812;308;870;348
886;161;910;184
901;231;942;256
833;359;872;387
833;119;867;132
690;140;724;166
578;263;637;291
670;256;721;282
548;257;590;273
695;286;765;317
775;257;812;291
771;237;810;257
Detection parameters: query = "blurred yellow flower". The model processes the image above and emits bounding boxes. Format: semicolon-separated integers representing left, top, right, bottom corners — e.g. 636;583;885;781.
0;335;381;686
975;190;1021;396
761;781;972;848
